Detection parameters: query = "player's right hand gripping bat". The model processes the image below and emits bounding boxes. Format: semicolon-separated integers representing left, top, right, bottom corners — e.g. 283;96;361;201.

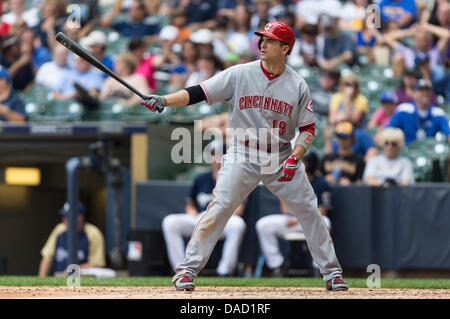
55;32;164;113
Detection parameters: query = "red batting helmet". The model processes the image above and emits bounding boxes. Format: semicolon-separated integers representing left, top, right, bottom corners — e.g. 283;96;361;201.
255;21;296;55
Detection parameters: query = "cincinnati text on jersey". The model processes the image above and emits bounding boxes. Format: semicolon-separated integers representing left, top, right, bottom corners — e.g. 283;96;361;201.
238;95;294;118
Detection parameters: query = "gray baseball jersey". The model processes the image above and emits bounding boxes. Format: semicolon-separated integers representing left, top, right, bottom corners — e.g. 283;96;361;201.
174;60;343;282
199;60;314;145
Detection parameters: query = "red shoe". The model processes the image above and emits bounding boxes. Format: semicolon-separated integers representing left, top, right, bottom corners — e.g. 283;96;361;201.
326;277;349;291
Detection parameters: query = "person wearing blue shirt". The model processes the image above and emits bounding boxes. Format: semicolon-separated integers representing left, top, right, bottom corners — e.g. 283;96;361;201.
379;0;417;29
386;78;450;144
53;56;104;99
162;143;246;277
101;0;160;39
80;31;115;79
0;66;26;123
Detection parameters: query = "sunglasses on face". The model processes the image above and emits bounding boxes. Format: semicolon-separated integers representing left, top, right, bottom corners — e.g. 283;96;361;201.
344;82;357;88
385;141;398;147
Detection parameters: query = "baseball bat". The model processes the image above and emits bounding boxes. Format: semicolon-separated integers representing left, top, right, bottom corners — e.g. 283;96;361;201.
55;32;148;101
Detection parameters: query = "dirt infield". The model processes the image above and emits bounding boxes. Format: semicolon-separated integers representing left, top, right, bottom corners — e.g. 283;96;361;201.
1;286;449;299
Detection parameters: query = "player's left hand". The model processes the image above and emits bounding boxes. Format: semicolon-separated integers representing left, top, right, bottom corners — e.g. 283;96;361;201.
140;95;166;113
278;155;299;182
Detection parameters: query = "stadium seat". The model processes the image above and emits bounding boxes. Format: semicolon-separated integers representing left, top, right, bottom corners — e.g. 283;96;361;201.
31;99;84;122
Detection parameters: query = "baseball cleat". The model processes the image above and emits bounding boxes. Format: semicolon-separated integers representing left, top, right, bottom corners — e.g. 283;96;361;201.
173;274;196;292
326;277;349;291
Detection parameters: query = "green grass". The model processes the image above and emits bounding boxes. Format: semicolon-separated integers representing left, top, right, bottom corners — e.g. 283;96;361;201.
0;276;449;289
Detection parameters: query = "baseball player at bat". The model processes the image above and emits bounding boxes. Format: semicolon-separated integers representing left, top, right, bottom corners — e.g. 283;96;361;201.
141;21;349;292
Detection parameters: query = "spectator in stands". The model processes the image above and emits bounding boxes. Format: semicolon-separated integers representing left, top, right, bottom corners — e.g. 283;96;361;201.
32;0;67;50
289;23;319;67
414;52;449;99
38;201;106;277
67;0;101;37
182;0;218;30
384;22;450;77
250;0;272;32
80;30;114;80
158;25;182;67
53;55;104;100
386;78;450;144
354;12;384;64
35;44;70;90
368;90;399;129
185;52;223;87
309;70;340;116
100;53;149;106
328;72;369;128
226;3;253;55
189;28;217;57
295;0;342;27
324;121;378;163
339;0;369;32
321;121;366;185
395;67;439;105
128;38;165;93
0;65;26;123
102;0;160;39
162;142;246;277
316;14;357;71
0;35;35;91
379;0;417;29
1;0;40;29
169;39;199;90
19;28;52;70
363;127;415;186
169;8;191;43
256;151;332;277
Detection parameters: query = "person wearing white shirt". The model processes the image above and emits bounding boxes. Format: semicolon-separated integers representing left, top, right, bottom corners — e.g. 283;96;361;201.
35;44;70;89
295;0;342;27
363;128;415;186
1;0;40;28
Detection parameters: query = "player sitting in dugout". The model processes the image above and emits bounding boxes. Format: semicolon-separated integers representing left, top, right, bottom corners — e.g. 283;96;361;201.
38;201;106;277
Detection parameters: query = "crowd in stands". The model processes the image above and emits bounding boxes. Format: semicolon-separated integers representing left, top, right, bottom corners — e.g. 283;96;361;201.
0;0;449;183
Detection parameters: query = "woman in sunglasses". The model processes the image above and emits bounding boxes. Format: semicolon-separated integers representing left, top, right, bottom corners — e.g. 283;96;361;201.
328;73;369;128
363;128;415;186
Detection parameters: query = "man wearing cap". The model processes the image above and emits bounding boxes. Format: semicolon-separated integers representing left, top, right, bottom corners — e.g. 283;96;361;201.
80;31;114;80
141;21;349;292
38;202;106;277
321;121;365;185
316;14;357;71
368;90;398;129
0;66;26;123
386;79;450;144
